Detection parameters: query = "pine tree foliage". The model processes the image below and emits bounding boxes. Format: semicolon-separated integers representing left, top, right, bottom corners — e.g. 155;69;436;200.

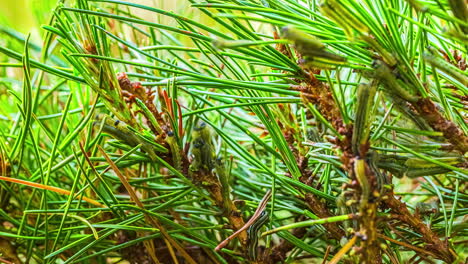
0;0;466;263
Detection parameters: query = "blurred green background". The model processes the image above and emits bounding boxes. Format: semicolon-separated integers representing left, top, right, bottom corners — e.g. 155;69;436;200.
0;0;184;42
0;0;56;40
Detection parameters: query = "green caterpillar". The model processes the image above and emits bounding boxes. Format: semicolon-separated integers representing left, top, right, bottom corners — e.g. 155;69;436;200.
404;157;462;169
247;211;269;261
165;131;182;171
190;138;213;171
94;114;161;161
354;158;370;204
320;0;369;35
352;83;376;156
424;47;468;86
280;26;325;50
214;157;232;214
280;26;346;68
367;151;391;196
375;154;460;178
190;122;215;171
372;60;419;103
192;121;212;145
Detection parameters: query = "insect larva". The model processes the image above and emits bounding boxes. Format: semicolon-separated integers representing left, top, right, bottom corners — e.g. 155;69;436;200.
354;158;370;204
372;60;419;102
190;122;215;171
321;1;397;66
362;36;397;66
215;158;233;214
404;157;462;169
189;137;213;171
424;49;468;86
352;83;376;156
319;3;354;40
367;151;390;197
212;39;264;50
189;138;203;172
280;26;346;66
94;114;158;161
247;211;269;261
405;167;451;178
374;153;457;178
192;121;212;146
389;94;433;132
94;114;141;147
166;131;182;171
280;26;325;50
322;0;369;34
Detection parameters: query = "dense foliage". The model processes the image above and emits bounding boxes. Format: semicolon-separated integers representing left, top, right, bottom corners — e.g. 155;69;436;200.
0;0;466;263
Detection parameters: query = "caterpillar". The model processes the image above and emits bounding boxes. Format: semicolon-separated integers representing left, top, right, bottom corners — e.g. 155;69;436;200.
405;156;462;169
247;211;269;261
95;114;140;146
424;48;468;86
354;158;370;204
280;26;346;67
321;0;369;34
280;26;325;50
192;121;212;145
166;131;182;171
189;138;208;171
367;151;390;197
94;114;158;161
405;167;451;178
374;153;457;178
190;122;215;171
372;60;419;103
352;83;376;157
214;157;232;214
